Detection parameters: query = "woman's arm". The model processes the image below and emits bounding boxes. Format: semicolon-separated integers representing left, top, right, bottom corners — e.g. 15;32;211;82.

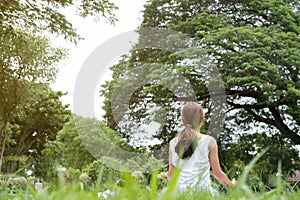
209;144;236;187
167;149;174;181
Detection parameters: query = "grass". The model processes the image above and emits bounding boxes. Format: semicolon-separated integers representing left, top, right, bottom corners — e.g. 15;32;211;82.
0;174;299;200
1;148;299;199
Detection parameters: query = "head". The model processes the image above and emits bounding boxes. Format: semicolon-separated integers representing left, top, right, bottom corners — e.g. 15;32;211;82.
181;102;205;130
175;102;205;159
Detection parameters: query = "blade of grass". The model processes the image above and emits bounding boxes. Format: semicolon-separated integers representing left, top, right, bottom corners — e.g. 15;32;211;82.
149;170;159;199
237;147;270;186
120;172;146;200
230;147;270;199
13;163;30;175
275;160;282;195
95;165;104;193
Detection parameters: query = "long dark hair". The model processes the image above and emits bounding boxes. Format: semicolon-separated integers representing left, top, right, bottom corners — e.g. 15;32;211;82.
175;102;205;159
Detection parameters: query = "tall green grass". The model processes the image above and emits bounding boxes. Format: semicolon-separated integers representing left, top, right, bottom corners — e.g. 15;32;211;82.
0;148;299;200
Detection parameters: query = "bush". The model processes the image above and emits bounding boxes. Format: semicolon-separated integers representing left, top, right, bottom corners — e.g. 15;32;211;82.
84;159;121;185
67;168;81;183
7;177;27;192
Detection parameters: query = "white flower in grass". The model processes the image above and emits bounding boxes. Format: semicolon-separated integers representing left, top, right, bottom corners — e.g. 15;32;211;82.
131;171;143;179
157;172;167;180
79;173;90;182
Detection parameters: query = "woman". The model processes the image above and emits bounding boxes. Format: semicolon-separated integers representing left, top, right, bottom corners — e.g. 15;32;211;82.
167;102;236;193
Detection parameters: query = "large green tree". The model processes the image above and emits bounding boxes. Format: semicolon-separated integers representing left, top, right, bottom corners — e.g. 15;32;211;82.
101;0;300;148
0;28;65;172
0;0;117;172
2;83;70;173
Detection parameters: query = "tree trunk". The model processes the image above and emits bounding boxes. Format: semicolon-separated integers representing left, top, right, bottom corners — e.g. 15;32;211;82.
7;160;18;174
0;121;8;173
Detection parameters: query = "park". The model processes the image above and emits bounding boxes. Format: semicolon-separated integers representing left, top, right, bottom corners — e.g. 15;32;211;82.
0;0;299;199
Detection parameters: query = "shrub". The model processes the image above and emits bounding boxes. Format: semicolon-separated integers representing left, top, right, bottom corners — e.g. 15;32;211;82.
84;159;121;185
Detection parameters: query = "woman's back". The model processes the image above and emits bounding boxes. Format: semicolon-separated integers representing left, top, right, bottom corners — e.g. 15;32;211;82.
169;134;215;192
167;102;236;192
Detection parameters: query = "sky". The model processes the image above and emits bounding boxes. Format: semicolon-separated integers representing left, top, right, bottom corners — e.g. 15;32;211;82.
51;0;147;119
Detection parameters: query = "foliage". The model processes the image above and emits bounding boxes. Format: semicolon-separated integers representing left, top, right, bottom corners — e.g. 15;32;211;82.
7;177;27;192
0;27;66;129
83;158;121;185
66;168;82;183
1;83;70;174
34;115;141;182
0;151;300;199
35;140;64;182
0;174;36;194
0;0;117;173
56;116;96;171
83;154;165;187
0;27;66;171
0;0;117;43
101;0;300;150
78;173;91;185
56;115;138;171
219;132;300;186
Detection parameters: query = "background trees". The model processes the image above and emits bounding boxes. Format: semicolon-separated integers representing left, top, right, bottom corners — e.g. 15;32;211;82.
4;84;70;174
102;0;300;143
0;0;117;172
1;0;299;186
101;0;300;180
0;27;65;172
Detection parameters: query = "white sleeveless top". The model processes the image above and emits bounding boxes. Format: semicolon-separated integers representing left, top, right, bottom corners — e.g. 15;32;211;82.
169;134;216;192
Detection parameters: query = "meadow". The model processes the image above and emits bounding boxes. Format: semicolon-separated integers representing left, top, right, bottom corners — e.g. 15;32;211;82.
1;149;299;200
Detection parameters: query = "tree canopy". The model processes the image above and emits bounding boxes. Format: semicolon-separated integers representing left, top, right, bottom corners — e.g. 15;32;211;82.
101;0;300;147
0;28;66;172
2;83;70;174
0;0;117;172
0;0;117;43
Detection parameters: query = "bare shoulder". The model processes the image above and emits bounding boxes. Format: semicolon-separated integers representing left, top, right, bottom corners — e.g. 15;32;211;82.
169;136;178;147
206;135;218;151
205;135;216;142
170;136;178;143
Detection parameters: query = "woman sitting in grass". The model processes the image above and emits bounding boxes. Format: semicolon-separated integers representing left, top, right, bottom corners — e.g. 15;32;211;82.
167;102;236;194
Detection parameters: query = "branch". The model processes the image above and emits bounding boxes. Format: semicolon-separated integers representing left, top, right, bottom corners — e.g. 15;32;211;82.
228;101;275;125
226;89;263;99
20;138;37;156
268;106;300;144
228;101;300;144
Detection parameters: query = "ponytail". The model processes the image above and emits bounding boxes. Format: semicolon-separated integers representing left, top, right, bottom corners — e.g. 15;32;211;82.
175;102;205;159
175;124;197;159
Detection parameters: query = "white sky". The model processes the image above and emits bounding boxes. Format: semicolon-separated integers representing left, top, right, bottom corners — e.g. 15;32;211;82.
50;0;147;118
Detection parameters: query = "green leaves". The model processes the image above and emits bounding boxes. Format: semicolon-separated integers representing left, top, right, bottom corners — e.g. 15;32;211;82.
98;9;300;197
4;83;71;174
0;0;117;43
0;0;118;173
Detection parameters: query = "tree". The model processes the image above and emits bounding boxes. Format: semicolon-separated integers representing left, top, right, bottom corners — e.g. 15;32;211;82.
0;0;117;171
2;83;70;173
56;116;96;171
101;0;300;148
33;140;64;181
0;0;117;43
219;132;300;186
55;115;136;171
0;29;65;172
